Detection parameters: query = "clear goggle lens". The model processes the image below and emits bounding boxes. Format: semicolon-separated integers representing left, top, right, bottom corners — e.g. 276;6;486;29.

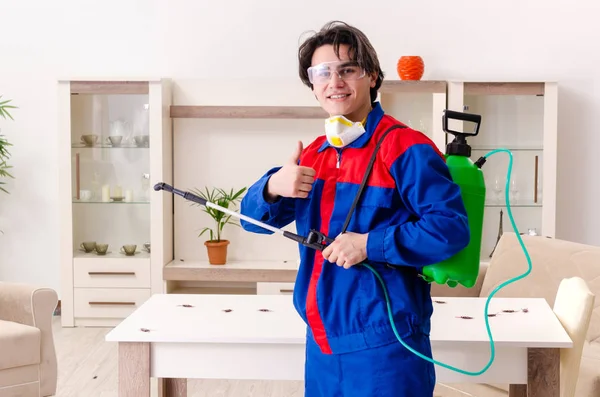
307;61;366;85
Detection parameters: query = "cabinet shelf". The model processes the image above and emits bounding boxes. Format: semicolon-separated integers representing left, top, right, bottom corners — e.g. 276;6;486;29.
69;80;149;95
164;259;298;282
463;82;545;96
170;105;327;119
72;199;150;204
71;144;149;149
168;286;257;295
170;80;447;119
379;80;446;94
73;250;150;259
471;145;543;152
485;201;543;208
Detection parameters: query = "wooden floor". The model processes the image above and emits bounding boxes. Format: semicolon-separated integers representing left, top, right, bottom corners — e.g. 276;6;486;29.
53;316;303;397
53;316;506;397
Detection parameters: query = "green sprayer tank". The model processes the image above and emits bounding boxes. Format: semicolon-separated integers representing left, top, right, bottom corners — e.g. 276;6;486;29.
422;110;486;289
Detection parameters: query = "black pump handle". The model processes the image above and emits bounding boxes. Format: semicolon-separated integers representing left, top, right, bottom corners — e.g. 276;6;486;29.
442;109;482;137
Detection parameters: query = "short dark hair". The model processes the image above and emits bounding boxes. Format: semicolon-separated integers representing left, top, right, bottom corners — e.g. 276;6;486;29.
298;21;385;103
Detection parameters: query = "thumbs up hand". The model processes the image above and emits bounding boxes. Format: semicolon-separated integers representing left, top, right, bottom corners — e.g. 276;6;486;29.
265;141;316;201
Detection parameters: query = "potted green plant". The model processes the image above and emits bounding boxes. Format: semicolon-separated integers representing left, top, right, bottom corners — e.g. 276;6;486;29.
0;96;16;195
190;186;247;265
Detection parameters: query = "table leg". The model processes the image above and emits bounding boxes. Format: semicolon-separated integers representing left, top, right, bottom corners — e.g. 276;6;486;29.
158;379;187;397
527;347;560;397
119;342;150;396
509;385;527;397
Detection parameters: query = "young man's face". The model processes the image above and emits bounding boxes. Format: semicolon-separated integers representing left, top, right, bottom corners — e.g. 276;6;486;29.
309;44;376;121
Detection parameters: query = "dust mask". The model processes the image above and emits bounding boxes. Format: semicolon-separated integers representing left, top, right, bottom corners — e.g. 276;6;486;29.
325;115;366;148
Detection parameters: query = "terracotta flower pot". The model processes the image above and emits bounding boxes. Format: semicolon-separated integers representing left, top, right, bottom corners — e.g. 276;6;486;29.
396;56;425;81
204;240;230;265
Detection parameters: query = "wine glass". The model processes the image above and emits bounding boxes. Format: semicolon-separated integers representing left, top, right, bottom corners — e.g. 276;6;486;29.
493;176;503;204
509;178;519;204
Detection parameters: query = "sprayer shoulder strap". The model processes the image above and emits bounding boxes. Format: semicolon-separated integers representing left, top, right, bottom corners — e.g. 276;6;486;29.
341;124;407;234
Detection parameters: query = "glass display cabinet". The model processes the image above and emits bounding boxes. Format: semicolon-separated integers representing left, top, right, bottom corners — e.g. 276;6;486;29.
58;79;173;327
446;81;558;263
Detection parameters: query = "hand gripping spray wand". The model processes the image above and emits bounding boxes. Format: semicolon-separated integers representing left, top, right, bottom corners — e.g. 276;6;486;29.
155;109;533;377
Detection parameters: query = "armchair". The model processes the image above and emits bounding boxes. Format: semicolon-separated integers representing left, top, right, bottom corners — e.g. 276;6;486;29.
0;282;58;397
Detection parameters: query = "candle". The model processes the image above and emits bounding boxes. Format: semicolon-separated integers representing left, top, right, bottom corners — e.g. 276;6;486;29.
125;189;133;202
113;185;122;198
101;185;110;202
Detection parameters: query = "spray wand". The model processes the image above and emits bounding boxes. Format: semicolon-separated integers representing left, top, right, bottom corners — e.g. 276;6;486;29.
153;182;334;251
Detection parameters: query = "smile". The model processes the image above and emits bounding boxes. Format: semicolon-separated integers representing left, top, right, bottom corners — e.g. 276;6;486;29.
328;94;350;99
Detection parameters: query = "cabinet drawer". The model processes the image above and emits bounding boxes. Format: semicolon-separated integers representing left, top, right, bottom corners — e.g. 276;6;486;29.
256;282;295;295
74;288;151;319
74;260;150;288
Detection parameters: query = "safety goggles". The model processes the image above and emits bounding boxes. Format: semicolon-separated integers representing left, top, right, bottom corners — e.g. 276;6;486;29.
307;61;366;85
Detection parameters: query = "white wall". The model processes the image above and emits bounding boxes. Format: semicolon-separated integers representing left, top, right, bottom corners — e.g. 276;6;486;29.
0;0;598;294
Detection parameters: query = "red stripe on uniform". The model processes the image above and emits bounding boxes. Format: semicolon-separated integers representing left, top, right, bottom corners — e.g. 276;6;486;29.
304;145;336;354
306;255;332;353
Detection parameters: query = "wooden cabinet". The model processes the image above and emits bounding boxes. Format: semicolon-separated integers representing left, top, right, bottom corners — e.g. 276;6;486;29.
56;78;558;325
57;78;173;327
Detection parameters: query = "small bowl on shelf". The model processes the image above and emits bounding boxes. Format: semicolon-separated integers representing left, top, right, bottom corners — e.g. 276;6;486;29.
133;135;149;148
111;196;125;202
95;243;109;255
80;134;99;147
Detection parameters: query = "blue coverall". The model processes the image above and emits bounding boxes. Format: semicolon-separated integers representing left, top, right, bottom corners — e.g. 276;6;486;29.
240;102;470;396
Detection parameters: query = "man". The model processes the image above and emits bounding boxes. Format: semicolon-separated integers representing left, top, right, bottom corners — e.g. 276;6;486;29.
240;21;470;397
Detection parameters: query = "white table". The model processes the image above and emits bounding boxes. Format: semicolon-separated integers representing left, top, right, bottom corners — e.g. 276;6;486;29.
105;294;572;397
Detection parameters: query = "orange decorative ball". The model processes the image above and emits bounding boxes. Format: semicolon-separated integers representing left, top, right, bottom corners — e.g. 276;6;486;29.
396;56;425;80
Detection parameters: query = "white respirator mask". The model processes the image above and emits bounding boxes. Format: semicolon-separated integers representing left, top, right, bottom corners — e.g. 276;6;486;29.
325;115;366;148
